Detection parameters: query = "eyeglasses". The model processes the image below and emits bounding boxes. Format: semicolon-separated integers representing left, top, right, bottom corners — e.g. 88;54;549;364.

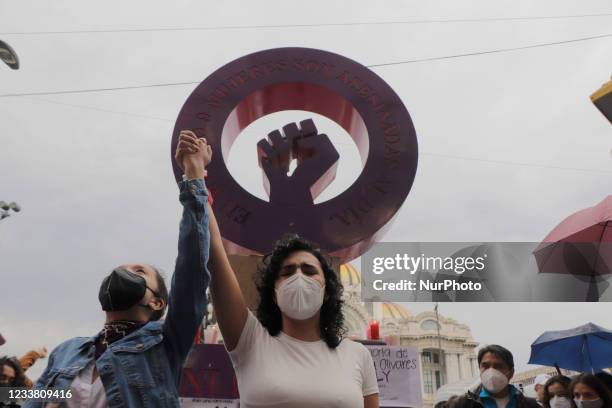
280;262;321;276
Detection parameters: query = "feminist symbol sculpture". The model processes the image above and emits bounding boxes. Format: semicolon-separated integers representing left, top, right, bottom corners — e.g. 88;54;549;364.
172;47;418;262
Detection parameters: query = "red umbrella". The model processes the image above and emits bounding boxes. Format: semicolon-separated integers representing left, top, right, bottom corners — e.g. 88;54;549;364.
534;196;612;301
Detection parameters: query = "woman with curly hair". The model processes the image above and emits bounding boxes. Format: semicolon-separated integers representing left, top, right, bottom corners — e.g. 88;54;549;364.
0;356;28;388
206;203;379;408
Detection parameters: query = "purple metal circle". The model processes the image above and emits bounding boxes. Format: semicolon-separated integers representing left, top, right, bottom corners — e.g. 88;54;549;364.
172;47;418;262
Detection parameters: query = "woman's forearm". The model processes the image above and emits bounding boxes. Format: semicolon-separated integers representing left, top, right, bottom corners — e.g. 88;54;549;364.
207;203;248;351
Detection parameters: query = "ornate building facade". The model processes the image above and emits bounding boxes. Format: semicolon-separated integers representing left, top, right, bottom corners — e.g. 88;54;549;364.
340;264;479;408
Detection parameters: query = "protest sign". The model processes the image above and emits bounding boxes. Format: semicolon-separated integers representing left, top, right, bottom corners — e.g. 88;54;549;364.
367;345;423;408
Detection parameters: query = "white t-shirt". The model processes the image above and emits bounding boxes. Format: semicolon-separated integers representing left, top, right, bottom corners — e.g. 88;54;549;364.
47;362;108;408
228;311;379;408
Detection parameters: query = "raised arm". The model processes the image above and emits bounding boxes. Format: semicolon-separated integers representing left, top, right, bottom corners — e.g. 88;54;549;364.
175;131;248;351
207;200;249;351
162;131;212;381
18;347;47;372
18;348;47;388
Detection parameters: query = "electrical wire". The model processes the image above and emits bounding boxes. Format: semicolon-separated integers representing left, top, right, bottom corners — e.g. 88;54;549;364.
368;33;612;67
420;152;612;175
0;33;610;97
2;12;612;36
0;81;200;97
24;96;173;122
20;97;612;176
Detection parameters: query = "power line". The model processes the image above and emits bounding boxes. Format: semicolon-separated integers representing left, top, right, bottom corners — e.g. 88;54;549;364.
421;152;612;175
0;32;610;98
368;33;612;67
2;12;612;36
24;96;173;121
0;81;200;97
16;98;612;176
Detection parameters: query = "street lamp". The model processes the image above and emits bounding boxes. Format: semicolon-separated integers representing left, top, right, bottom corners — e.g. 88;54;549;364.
0;201;21;221
434;303;446;389
0;40;19;70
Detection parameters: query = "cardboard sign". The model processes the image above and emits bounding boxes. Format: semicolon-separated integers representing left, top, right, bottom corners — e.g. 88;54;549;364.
366;345;423;408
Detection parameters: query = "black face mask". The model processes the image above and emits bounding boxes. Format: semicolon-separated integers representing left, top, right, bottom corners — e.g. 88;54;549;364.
98;267;159;312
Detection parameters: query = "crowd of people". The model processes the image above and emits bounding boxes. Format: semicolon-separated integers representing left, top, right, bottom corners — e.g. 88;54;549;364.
539;372;612;408
443;345;612;408
1;132;610;408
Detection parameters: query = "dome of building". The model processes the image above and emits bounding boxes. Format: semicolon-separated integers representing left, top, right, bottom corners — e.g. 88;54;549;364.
382;302;411;320
339;263;361;287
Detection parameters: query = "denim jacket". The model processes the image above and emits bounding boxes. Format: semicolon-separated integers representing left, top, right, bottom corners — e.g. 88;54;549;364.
24;179;211;408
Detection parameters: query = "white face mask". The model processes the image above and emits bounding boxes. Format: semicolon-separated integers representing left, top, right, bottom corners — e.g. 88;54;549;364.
480;368;509;394
275;272;325;320
574;399;603;408
550;396;572;408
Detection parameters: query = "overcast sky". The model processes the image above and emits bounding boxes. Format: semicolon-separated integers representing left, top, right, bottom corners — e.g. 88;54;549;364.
1;0;611;381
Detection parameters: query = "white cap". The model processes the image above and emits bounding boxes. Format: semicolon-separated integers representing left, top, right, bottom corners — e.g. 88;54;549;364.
534;374;551;386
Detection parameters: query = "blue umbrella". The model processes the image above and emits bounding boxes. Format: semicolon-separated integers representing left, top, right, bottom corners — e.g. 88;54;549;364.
528;322;612;372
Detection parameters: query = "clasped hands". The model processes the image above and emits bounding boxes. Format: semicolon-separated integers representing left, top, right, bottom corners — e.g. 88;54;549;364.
175;130;212;180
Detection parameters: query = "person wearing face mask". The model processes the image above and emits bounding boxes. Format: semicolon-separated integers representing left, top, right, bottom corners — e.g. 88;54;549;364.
570;374;612;408
542;375;572;408
204;217;380;407
23;131;213;408
452;345;539;408
535;375;552;406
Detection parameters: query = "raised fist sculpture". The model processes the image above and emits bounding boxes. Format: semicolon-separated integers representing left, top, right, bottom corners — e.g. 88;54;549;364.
257;119;340;206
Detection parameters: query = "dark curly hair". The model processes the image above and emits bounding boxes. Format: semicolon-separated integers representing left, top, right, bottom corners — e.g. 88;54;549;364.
255;235;346;348
0;356;27;387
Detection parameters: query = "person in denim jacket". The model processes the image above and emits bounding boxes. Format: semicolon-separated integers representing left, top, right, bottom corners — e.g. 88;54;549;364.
24;131;212;408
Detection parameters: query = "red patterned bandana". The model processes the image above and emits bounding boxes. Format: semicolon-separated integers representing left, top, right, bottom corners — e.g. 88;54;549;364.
95;320;146;359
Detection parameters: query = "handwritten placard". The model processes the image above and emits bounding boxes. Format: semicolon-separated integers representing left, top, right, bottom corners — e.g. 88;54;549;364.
366;345;423;408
